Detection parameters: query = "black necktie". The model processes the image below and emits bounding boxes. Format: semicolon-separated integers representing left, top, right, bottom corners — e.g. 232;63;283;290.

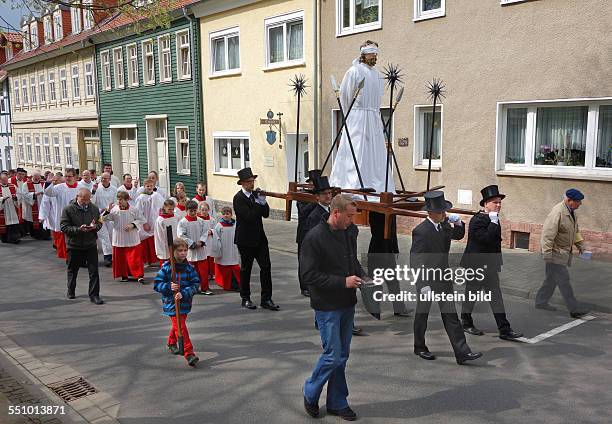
249;194;255;205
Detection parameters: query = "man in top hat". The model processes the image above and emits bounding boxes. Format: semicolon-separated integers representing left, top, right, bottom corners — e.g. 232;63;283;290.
460;185;523;340
329;40;394;194
296;170;321;297
411;191;482;365
535;189;590;318
233;167;279;311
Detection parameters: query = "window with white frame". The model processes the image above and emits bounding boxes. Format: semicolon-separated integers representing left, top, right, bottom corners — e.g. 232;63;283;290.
34;134;42;164
158;35;172;82
100;51;111;90
52;134;61;165
13;80;20;107
414;0;445;21
26;136;33;163
29;76;37;106
337;0;381;36
17;136;24;163
21;25;30;52
53;11;63;41
175;127;190;174
498;100;612;175
414;105;442;167
48;71;56;102
43;135;51;165
63;134;74;167
126;44;139;87
59;68;68;101
5;46;13;60
21;78;28;106
210;27;240;75
84;62;94;97
213;132;250;174
83;0;94;30
142;40;155;84
71;5;82;34
113;47;125;89
30;23;39;49
43;16;52;44
176;30;191;80
71;65;80;99
38;73;46;104
265;11;304;68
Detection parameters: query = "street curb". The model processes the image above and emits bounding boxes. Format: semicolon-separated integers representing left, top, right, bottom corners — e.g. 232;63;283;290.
0;330;120;424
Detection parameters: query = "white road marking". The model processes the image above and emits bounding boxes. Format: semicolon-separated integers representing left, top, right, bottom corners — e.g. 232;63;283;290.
515;315;596;344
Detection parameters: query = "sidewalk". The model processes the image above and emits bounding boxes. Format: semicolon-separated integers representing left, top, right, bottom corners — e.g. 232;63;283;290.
264;219;612;313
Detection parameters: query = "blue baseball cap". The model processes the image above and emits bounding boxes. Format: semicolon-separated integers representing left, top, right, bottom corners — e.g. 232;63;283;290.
565;188;584;201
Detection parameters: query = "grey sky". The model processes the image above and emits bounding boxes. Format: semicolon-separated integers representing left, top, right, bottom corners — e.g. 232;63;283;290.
0;2;30;33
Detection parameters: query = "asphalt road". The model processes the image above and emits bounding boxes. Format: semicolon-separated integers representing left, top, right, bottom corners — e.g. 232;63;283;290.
0;237;610;424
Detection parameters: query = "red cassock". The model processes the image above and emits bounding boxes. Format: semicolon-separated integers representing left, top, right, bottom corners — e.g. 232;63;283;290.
112;245;144;279
140;235;157;265
191;260;211;291
54;231;67;259
214;264;241;291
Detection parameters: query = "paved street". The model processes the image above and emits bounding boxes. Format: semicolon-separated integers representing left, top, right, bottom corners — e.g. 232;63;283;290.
0;220;611;424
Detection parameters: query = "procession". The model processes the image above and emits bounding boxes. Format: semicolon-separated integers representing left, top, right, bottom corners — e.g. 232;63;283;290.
1;0;611;423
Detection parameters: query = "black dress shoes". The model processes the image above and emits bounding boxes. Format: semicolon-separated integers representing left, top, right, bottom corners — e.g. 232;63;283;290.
261;300;280;311
327;406;357;421
186;355;199;367
570;310;590;319
456;352;482;365
463;326;485;336
303;396;319;418
90;296;104;305
535;303;557;311
66;292;75;300
500;329;524;340
301;289;311;297
415;350;436;360
351;326;363;336
241;299;257;310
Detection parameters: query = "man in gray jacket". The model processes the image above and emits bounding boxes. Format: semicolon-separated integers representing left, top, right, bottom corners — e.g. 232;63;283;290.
60;188;104;304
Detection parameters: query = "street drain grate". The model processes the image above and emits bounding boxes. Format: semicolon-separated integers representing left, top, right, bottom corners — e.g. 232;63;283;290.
47;376;97;402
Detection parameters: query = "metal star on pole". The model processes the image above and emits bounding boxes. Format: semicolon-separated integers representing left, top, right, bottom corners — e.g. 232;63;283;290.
382;63;404;89
426;78;446;101
289;74;308;97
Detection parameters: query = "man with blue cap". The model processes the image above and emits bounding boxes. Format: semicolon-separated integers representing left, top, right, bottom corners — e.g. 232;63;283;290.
536;188;590;318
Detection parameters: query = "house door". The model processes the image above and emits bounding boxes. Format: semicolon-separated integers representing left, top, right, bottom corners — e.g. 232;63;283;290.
119;128;139;177
79;129;100;171
147;119;170;194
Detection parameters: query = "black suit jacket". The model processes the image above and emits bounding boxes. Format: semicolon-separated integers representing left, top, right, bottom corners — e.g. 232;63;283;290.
410;219;465;284
305;204;329;235
460;212;503;271
296;201;317;245
233;190;270;247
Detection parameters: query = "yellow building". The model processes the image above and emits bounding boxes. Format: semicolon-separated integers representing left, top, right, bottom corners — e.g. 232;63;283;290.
193;0;318;214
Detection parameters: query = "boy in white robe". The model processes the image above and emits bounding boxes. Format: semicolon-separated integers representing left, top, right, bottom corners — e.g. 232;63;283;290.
154;199;178;266
135;179;165;266
102;191;146;283
193;182;216;216
174;191;188;221
92;172;118;267
212;206;241;291
178;200;214;295
117;173;139;207
197;202;217;282
44;169;80;259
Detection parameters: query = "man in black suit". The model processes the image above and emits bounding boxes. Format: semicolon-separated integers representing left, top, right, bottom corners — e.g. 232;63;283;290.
233;167;279;311
296;170;321;297
411;191;482;365
460;185;522;340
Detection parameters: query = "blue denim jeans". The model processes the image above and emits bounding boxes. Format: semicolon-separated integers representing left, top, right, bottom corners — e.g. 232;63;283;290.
304;306;355;410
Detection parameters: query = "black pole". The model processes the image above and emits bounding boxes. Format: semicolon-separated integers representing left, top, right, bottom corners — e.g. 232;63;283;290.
336;97;367;190
320;93;359;173
426;94;438;192
380;103;406;192
294;90;301;182
384;83;395;192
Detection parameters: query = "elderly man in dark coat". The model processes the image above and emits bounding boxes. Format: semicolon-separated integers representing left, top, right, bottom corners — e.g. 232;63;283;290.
460;185;523;340
411;191;482;365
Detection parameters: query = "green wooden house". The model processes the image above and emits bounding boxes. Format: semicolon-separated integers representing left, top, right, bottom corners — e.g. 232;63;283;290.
94;12;204;195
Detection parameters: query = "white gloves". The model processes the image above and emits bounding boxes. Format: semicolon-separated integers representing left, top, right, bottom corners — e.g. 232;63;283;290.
488;211;499;224
448;214;461;224
255;193;267;205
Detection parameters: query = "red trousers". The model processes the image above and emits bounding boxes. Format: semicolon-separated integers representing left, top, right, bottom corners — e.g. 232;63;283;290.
168;314;193;357
140;236;157;265
192;259;211;291
54;231;67;259
215;263;241;291
112;245;144;279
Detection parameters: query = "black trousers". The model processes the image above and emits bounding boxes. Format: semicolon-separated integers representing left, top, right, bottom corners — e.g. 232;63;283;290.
0;224;21;243
297;243;307;292
461;270;511;333
413;281;470;358
238;243;273;302
67;248;100;298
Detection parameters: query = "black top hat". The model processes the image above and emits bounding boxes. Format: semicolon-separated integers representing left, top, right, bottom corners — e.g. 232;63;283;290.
237;167;257;185
310;176;332;194
306;169;322;183
422;191;453;212
479;185;505;206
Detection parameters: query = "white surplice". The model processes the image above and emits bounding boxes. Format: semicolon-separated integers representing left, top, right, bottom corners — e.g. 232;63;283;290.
19;181;45;222
103;206;145;247
43;183;79;232
154;215;179;260
177;217;208;262
0;185;20;225
329;59;395;194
